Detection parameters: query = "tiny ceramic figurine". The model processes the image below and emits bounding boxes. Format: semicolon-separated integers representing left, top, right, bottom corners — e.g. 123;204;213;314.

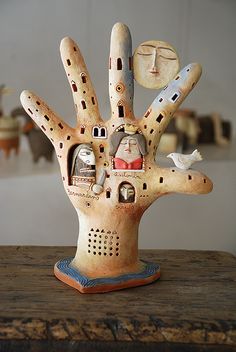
20;23;213;293
167;149;202;170
0;85;20;158
11;107;54;163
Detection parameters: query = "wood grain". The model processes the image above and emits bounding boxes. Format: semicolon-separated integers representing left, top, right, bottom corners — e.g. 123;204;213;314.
0;247;236;351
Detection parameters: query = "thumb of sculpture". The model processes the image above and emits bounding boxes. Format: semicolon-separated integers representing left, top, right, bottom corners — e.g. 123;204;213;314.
92;184;104;195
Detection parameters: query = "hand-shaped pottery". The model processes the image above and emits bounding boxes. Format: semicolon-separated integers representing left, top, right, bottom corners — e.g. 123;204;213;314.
20;23;213;293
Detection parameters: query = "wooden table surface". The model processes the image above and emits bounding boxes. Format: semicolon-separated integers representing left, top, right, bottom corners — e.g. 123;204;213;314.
0;246;236;352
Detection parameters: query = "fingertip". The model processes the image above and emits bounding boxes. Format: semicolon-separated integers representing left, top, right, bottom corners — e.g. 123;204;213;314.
20;90;31;104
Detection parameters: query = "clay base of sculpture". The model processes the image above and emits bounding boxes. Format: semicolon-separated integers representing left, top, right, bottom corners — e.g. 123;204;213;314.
54;258;160;293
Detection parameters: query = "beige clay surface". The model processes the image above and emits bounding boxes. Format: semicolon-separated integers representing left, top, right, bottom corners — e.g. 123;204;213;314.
20;23;213;280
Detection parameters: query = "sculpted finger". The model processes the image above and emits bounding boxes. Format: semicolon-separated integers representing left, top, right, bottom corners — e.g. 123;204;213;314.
60;37;101;124
20;90;73;147
153;167;213;195
109;23;134;125
140;63;202;156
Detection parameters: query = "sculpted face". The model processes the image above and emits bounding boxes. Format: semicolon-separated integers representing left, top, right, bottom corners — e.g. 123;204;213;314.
119;183;135;202
78;146;95;165
133;40;180;89
115;136;141;163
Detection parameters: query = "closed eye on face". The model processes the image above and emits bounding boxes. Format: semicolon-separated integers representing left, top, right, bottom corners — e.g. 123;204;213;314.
137;52;177;60
80;151;91;156
120;139;137;145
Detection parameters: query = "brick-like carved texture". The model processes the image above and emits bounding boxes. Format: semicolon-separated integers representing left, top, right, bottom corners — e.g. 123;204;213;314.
20;23;213;293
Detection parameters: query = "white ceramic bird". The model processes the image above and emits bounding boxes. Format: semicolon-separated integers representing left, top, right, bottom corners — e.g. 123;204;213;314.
167;149;203;170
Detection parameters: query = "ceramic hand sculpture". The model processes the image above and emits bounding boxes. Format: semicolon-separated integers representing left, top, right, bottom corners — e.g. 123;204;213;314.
20;23;213;293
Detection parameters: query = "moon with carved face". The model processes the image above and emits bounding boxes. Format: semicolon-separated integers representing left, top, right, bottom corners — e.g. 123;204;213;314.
133;40;180;89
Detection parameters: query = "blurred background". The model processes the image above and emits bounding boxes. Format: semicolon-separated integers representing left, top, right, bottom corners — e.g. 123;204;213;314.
0;0;235;253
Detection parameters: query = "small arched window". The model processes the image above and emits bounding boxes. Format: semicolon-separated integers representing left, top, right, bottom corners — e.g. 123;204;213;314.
71;81;77;92
117;58;122;70
100;128;106;137
93;127;99;137
92;126;107;139
81;73;87;83
81;100;86;109
106;188;111;198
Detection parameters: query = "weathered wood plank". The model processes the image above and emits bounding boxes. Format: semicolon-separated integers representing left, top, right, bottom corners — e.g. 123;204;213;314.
0;246;235;350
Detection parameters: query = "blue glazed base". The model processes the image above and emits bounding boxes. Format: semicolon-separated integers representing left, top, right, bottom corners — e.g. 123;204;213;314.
54;257;160;293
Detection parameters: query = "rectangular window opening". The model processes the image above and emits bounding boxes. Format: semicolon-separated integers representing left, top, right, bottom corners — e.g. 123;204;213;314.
118;105;124;117
156;113;164;123
81;100;86;109
171;93;179;102
117;58;122;70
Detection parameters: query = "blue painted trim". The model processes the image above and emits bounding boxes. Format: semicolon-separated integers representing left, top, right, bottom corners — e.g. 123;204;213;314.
55;258;160;288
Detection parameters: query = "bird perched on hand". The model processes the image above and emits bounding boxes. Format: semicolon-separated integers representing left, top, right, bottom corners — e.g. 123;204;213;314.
167;149;203;170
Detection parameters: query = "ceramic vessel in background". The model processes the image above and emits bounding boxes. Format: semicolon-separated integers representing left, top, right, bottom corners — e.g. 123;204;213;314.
0;115;20;158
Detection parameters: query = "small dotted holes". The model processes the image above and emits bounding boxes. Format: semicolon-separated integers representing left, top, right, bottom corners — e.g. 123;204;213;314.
144;125;147;129
59;142;63;149
50;128;53;131
67;59;71;66
36;101;41;105
187;68;190;72
172;169;175;172
159;177;163;183
87;230;120;256
148;140;152;146
44;115;49;121
175;76;180;80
